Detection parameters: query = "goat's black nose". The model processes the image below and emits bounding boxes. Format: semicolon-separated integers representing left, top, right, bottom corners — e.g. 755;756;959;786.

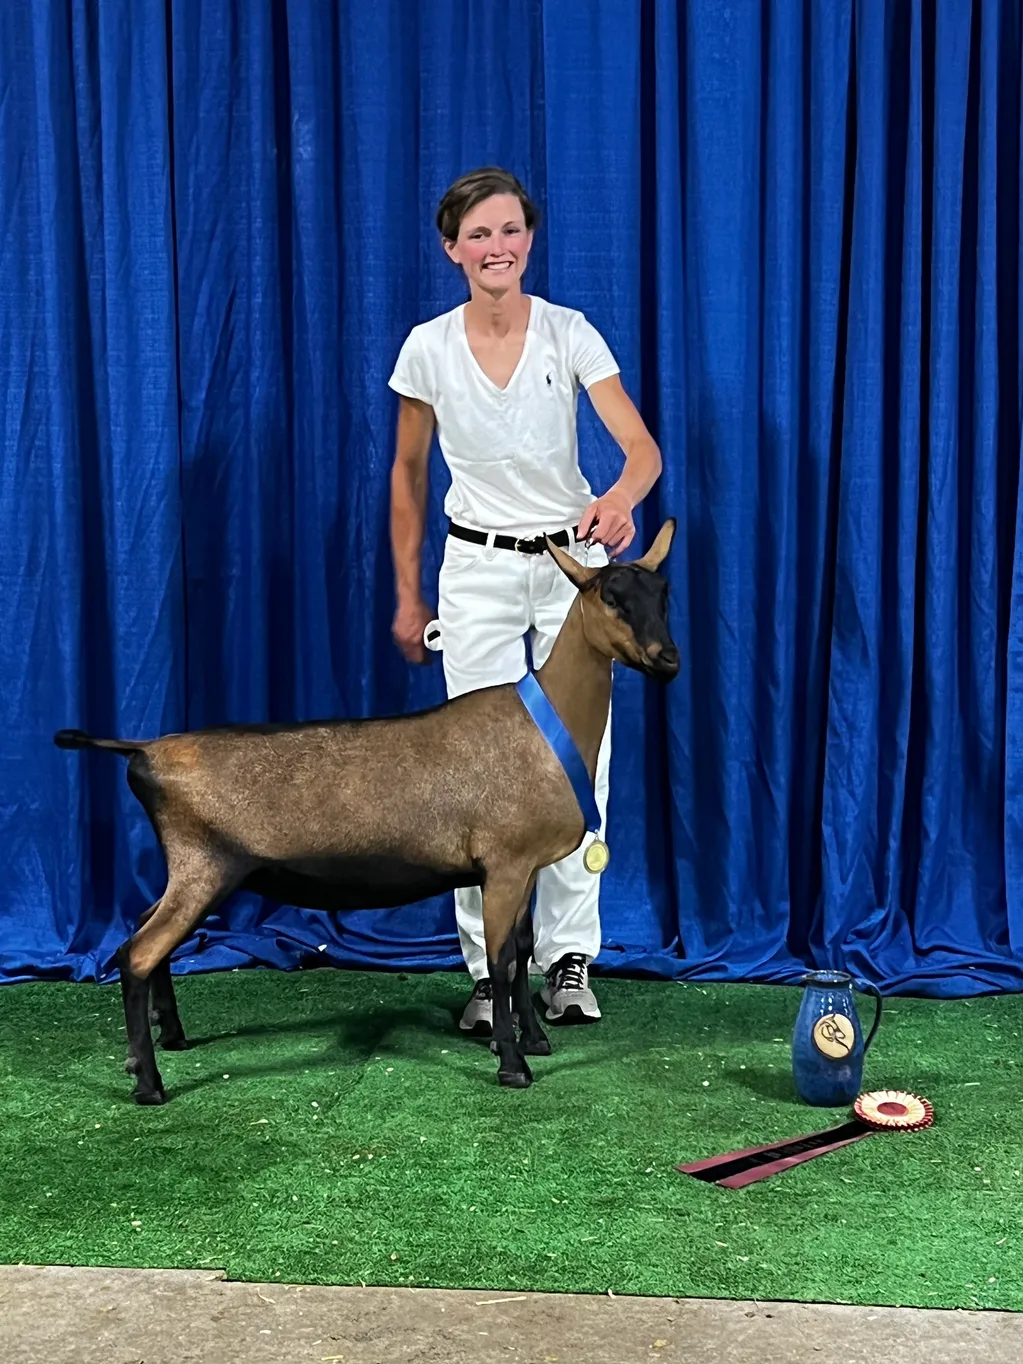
659;646;680;670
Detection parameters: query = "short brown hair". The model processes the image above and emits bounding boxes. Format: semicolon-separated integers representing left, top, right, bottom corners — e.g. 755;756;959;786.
435;167;538;244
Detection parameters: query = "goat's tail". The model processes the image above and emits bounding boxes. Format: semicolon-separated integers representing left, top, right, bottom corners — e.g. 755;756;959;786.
54;728;148;756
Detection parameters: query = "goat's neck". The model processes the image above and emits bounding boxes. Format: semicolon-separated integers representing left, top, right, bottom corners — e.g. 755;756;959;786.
534;596;611;778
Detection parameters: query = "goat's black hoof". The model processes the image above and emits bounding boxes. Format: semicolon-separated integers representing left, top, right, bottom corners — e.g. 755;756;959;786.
498;1069;533;1088
158;1035;189;1052
520;1036;551;1056
133;1087;166;1106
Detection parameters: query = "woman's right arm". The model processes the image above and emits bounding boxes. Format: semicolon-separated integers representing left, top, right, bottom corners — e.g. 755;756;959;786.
390;394;437;663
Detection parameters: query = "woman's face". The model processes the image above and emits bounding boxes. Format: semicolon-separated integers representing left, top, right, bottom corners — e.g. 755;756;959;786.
445;193;532;296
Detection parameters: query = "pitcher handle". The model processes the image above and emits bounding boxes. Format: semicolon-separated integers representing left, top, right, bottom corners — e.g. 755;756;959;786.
854;979;883;1053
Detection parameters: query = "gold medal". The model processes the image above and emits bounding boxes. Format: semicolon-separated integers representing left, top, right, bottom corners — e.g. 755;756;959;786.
583;838;610;874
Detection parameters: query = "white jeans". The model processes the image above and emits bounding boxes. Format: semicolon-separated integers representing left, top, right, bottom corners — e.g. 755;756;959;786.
436;529;612;981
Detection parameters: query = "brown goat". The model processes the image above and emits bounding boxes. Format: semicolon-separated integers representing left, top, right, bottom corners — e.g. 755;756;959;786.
54;521;679;1102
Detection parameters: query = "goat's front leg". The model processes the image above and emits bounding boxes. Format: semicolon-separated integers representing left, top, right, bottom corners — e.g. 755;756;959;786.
484;869;535;1088
511;891;550;1057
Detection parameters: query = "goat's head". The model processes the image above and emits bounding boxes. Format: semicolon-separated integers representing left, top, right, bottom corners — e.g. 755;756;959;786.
545;519;681;682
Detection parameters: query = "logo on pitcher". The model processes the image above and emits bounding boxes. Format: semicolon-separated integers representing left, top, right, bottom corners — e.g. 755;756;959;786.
812;1012;855;1060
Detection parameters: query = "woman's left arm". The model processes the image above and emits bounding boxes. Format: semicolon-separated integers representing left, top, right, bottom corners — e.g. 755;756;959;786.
578;375;662;556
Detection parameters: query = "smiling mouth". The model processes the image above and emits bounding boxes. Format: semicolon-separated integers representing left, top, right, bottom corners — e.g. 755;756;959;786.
482;261;513;271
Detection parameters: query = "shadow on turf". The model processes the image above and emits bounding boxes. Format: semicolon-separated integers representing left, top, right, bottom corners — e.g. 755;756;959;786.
722;1062;952;1115
722;1064;801;1103
181;1004;450;1052
78;996;607;1104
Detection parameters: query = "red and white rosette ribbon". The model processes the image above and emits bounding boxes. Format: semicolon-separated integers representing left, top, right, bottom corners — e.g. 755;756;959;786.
854;1089;934;1132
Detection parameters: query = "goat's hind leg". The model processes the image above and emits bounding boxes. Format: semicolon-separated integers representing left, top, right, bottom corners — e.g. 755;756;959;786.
148;953;188;1050
119;948;164;1104
118;866;232;1104
132;903;188;1051
122;907;187;1088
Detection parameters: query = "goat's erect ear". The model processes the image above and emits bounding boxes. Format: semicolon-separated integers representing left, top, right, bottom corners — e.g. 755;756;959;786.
546;536;599;590
634;518;677;572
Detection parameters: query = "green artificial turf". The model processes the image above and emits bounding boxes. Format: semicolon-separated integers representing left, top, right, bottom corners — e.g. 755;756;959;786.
0;967;1020;1310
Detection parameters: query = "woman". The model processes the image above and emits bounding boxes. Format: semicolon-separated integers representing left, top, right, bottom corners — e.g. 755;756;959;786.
388;166;662;1036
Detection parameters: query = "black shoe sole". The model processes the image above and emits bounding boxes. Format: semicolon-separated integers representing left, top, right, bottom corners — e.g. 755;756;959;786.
545;1004;600;1026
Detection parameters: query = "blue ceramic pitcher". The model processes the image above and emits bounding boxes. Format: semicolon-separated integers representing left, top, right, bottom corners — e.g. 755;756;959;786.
791;970;883;1107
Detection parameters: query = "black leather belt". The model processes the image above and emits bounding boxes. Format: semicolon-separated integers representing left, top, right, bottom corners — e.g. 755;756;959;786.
448;520;581;555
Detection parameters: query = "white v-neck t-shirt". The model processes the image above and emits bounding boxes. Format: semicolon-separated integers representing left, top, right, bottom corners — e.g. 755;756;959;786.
388;295;620;536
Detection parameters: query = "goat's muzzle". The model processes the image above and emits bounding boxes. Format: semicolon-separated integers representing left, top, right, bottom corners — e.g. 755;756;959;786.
643;644;681;681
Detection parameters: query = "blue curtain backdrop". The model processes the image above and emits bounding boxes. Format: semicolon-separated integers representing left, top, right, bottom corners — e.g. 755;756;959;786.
2;0;1022;997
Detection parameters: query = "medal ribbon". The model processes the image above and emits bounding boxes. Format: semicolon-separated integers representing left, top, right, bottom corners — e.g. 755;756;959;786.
515;671;601;836
676;1122;876;1189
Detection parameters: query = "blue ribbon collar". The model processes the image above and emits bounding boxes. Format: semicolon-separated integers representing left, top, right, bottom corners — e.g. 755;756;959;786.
515;670;601;836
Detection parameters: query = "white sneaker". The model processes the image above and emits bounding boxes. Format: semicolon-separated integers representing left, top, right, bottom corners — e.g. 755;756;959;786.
458;978;493;1035
540;954;601;1024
